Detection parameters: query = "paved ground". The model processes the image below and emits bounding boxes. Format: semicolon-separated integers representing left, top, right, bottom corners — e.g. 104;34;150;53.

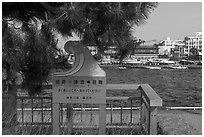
157;109;202;135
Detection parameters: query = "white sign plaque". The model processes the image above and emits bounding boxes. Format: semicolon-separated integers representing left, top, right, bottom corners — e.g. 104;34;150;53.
52;76;106;104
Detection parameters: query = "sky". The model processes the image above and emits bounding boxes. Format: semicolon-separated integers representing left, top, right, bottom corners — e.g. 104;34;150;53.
58;2;202;48
132;2;202;42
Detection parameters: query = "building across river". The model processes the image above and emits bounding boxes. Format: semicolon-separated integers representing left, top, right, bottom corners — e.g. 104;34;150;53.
130;45;159;60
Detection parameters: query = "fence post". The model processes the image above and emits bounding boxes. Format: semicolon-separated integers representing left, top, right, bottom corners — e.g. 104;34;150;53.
31;99;33;123
21;99;24;123
140;96;145;127
66;104;73;135
120;100;123;124
41;98;44;123
53;103;60;135
110;100;113;124
139;84;162;135
149;107;158;135
99;103;106;135
130;99;132;124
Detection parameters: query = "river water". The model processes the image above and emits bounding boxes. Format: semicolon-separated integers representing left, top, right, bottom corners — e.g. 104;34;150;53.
103;67;202;107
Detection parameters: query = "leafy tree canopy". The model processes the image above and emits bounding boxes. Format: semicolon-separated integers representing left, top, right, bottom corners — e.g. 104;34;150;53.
3;2;158;49
3;2;158;95
189;47;198;55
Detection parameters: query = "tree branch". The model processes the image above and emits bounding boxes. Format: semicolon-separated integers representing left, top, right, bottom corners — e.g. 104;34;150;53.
3;18;15;22
2;20;22;30
39;2;60;13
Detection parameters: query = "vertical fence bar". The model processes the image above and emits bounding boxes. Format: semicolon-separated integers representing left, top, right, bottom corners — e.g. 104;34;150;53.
148;107;151;134
81;104;83;123
66;104;68;119
146;106;150;134
142;102;149;134
110;100;113;124
130;99;133;124
81;103;84;135
21;98;24;123
90;104;93;123
41;98;44;123
61;103;63;125
51;98;53;123
120;100;123;124
66;103;69;127
31;98;33;123
140;92;144;126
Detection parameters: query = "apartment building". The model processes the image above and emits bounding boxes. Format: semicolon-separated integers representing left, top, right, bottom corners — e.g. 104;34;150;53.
173;40;186;58
184;32;202;56
158;37;175;56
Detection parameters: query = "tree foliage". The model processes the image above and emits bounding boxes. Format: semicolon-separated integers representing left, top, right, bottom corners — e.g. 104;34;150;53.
3;2;158;49
2;22;25;94
21;25;58;95
3;21;58;96
2;2;158;95
189;47;198;55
